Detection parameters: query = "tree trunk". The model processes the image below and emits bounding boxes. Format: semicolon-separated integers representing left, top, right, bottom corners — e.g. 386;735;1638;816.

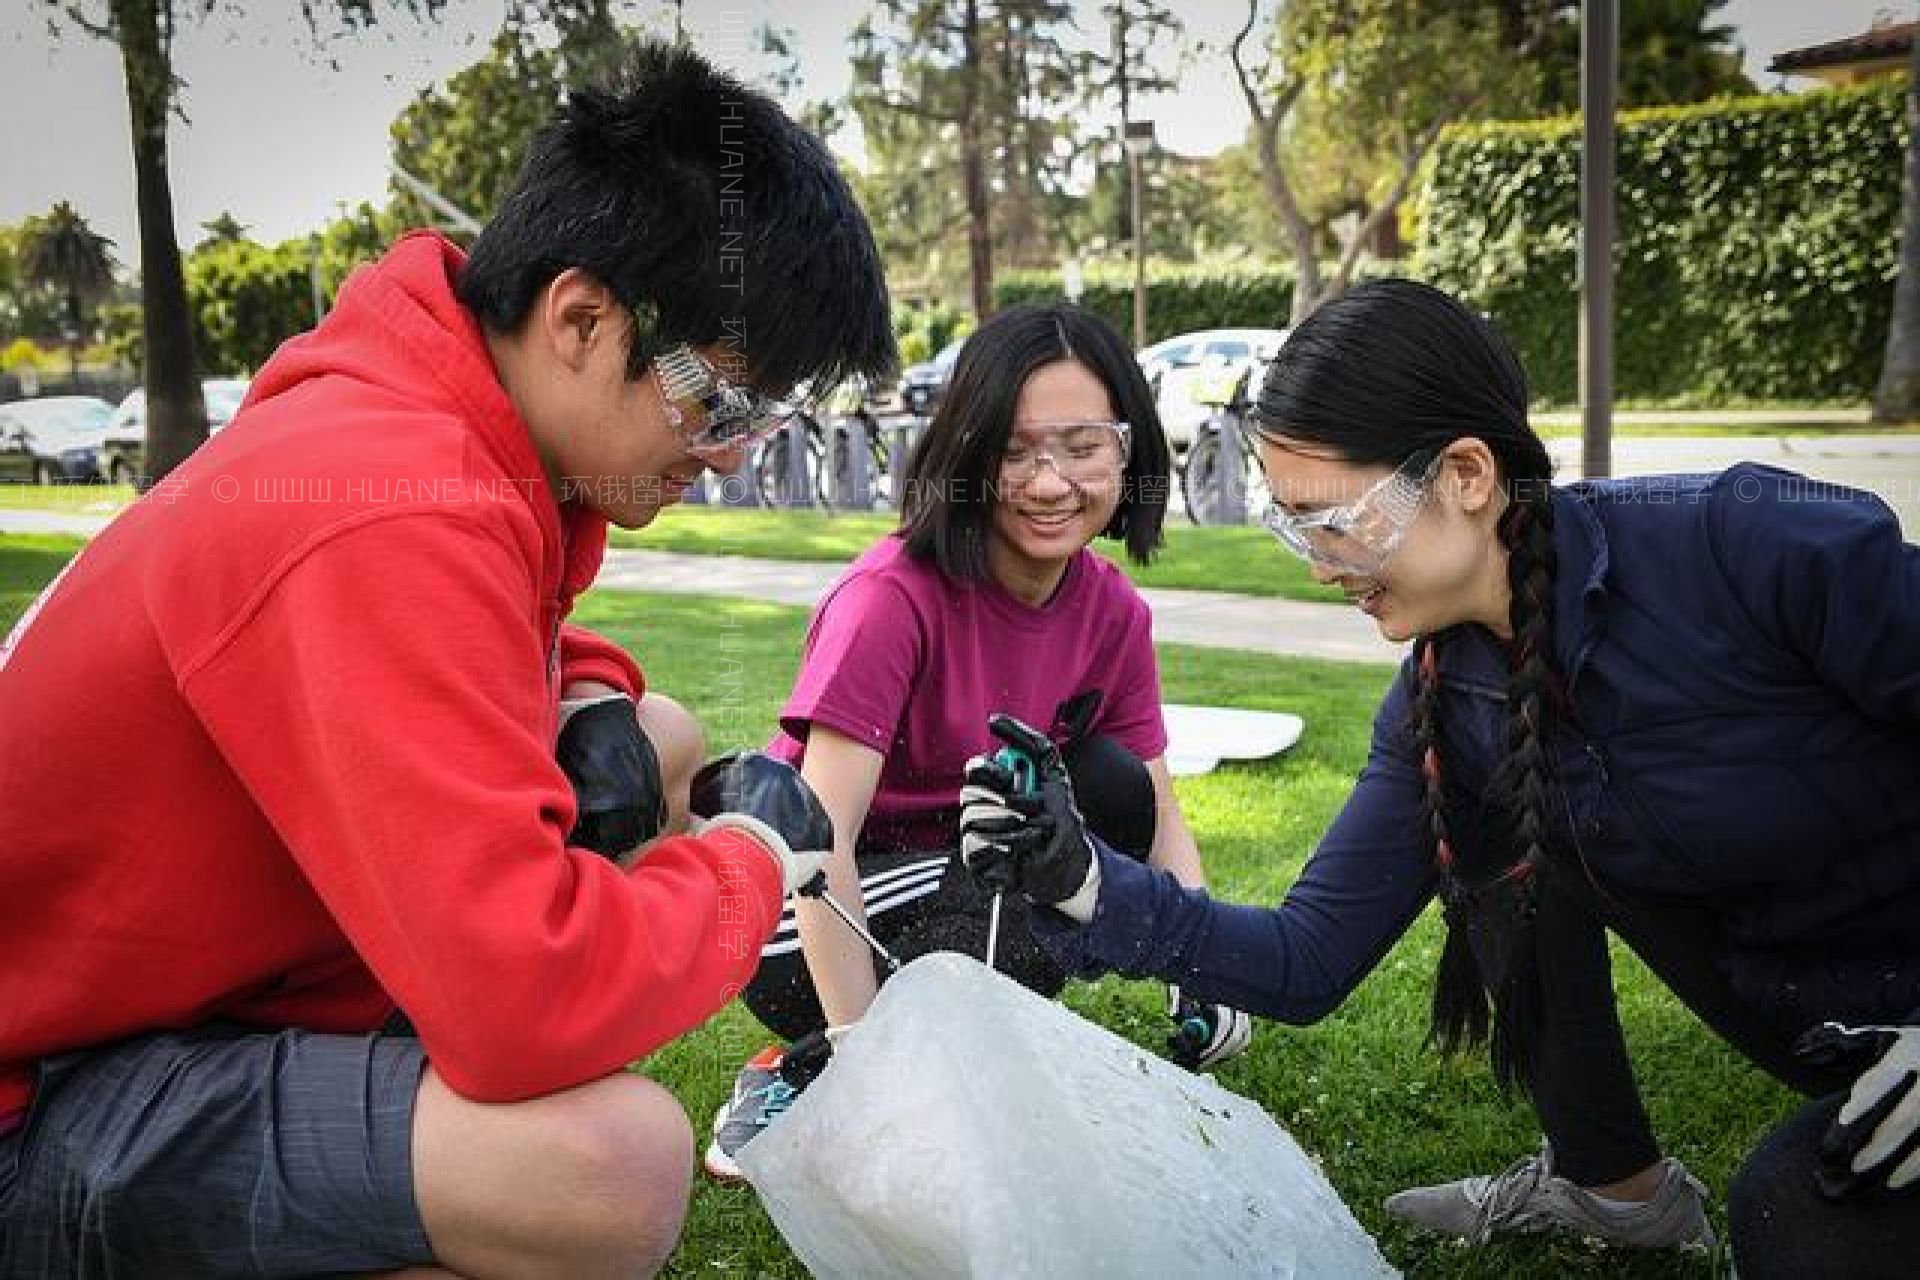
1873;37;1920;424
1229;1;1318;327
113;0;206;486
960;0;995;320
66;290;81;384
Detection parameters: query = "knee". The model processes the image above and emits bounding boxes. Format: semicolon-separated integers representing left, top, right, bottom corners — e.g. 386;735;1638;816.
418;1070;694;1279
637;693;705;834
1727;1096;1844;1280
552;1075;695;1273
1062;734;1155;857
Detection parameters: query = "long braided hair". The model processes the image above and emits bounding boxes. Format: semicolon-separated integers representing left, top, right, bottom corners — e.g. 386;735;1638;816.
1254;279;1560;1092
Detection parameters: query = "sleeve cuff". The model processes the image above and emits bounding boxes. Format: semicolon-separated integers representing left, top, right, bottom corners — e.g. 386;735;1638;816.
691;823;787;942
559;626;646;698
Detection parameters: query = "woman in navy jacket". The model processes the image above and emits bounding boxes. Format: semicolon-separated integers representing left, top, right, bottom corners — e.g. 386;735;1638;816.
959;280;1919;1274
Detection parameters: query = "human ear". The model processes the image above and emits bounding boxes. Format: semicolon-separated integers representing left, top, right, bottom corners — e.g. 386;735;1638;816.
537;268;617;373
1442;437;1502;515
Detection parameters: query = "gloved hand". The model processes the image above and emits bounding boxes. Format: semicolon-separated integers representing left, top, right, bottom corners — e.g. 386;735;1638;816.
958;713;1101;922
1798;1022;1920;1198
777;1023;857;1091
556;693;666;861
1167;985;1253;1072
688;751;832;897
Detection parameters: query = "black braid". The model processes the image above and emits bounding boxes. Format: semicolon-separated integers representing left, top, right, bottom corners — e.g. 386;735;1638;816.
1415;636;1489;1057
1418;485;1561;1095
1480;490;1559;1093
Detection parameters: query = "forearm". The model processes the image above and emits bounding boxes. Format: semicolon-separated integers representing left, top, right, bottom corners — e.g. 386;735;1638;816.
796;841;881;1025
1141;757;1204;889
1145;802;1205;889
1034;842;1402;1025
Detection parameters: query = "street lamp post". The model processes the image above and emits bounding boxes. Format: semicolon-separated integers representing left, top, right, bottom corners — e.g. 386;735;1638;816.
1125;119;1155;349
1580;0;1617;479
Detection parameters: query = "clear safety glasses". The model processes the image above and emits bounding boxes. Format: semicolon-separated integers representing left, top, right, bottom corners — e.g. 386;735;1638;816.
998;420;1131;487
1261;450;1444;578
652;343;800;456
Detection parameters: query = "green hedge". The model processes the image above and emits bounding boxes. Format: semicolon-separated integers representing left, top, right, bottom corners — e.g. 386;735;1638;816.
995;262;1300;344
1417;84;1904;405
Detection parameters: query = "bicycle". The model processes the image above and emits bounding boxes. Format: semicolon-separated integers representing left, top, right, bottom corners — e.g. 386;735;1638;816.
1177;367;1267;526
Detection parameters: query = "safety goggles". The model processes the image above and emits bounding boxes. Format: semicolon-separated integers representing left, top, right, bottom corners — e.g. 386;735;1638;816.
652;343;799;456
1261;450;1444;578
998;420;1131;487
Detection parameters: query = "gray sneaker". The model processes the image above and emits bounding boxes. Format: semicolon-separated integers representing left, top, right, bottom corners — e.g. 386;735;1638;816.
1384;1143;1716;1250
702;1046;796;1182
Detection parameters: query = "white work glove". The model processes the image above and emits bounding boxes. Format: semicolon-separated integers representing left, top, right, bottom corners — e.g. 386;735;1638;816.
1167;984;1254;1071
1801;1022;1920;1197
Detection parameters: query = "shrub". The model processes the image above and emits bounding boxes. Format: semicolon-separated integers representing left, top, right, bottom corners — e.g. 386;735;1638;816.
1416;84;1904;404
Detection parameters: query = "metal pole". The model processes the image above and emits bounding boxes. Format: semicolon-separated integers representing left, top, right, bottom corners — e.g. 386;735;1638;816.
845;414;872;510
783;416;811;508
1579;0;1617;480
1130;148;1148;349
1116;3;1149;347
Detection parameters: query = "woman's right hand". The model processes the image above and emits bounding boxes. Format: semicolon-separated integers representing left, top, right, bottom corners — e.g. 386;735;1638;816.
959;713;1102;922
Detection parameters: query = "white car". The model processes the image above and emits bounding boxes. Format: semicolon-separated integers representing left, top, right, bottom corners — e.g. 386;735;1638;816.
103;378;252;484
1137;328;1288;449
110;377;251;437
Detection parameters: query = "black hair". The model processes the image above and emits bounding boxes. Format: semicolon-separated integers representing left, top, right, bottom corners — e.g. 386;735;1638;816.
897;304;1170;579
1254;278;1559;1094
456;41;895;396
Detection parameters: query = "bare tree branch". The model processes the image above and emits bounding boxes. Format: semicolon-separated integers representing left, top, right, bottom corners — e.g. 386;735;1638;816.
1230;0;1319;324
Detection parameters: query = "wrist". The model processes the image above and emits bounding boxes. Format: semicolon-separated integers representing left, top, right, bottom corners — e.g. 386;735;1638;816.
558;690;630;731
1052;837;1103;923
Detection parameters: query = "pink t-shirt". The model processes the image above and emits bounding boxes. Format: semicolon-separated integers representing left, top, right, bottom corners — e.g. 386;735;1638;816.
769;535;1168;853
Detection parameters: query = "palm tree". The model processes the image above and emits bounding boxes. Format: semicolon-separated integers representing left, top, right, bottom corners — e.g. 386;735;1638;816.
197;211;252;248
19;201;118;384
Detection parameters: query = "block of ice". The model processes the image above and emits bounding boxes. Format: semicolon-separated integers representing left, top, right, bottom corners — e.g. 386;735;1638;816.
737;952;1396;1278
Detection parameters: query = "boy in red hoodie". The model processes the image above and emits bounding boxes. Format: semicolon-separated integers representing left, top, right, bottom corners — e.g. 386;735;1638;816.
0;41;894;1278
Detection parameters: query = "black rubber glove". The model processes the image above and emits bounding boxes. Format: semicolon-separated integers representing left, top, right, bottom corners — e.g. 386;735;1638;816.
688;752;835;895
958;713;1101;921
556;695;665;861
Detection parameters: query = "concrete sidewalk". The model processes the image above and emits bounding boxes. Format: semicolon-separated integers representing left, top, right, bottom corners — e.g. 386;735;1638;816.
1;507;1403;665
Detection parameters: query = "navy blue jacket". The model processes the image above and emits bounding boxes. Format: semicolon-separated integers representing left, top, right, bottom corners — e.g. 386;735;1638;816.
1042;464;1920;1028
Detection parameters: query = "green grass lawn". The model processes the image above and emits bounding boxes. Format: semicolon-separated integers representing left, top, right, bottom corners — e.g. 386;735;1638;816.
0;536;1794;1277
610;508;1351;603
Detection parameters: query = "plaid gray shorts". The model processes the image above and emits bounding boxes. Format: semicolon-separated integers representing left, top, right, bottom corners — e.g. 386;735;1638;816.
0;1022;432;1278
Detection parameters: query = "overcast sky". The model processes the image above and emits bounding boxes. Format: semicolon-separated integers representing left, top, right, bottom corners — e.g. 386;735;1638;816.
0;0;1905;258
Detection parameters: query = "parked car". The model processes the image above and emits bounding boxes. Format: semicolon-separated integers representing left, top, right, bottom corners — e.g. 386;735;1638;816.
898;338;965;417
102;378;251;484
1136;328;1289;450
0;396;116;484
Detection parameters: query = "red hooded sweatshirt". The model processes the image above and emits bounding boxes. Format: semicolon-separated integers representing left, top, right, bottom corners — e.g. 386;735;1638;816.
0;233;782;1118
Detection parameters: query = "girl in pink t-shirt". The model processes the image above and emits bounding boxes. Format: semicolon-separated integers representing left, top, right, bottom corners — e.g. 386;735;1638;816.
703;304;1252;1179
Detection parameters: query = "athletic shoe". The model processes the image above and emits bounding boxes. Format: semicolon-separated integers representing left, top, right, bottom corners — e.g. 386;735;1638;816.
703;1046;796;1181
1383;1142;1716;1249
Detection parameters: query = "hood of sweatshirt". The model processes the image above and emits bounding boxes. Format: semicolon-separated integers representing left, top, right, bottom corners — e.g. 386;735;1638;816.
245;230;607;604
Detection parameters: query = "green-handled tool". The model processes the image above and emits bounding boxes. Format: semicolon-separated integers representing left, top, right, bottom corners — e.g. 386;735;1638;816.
984;742;1041;971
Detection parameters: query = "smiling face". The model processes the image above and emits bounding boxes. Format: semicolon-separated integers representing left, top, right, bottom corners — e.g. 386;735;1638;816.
1256;436;1513;642
987;359;1126;604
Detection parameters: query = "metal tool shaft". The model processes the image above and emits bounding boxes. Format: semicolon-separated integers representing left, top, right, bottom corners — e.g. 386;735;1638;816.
801;873;901;972
986;892;1003;971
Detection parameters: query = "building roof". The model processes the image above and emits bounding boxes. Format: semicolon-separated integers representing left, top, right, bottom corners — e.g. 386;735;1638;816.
1769;19;1915;74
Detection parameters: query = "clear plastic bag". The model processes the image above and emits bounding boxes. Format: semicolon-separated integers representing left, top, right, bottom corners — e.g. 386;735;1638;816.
739;952;1396;1278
